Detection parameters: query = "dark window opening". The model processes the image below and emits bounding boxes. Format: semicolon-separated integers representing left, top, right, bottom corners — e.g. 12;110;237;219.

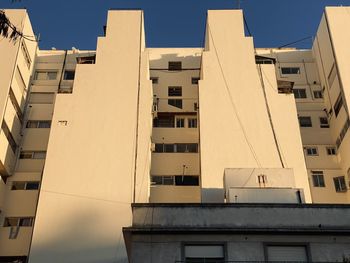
63;70;75;80
168;61;182;71
334;93;343;117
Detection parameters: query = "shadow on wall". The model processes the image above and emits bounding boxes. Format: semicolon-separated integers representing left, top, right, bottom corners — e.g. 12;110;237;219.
29;207;129;263
149;52;202;69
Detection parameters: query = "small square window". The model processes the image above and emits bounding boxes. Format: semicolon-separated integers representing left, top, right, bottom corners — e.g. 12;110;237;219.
150;77;158;84
168;61;182;71
47;72;58;80
312;171;325;187
63;70;75;80
326;147;336;155
298;116;312;127
305;147;318;156
293;89;307;99
319;117;329;128
333;176;347;192
313;90;323;99
176;118;185;128
168;87;182;96
192;77;200;84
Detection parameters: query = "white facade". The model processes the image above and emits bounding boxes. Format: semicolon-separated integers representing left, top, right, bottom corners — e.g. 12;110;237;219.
0;6;349;263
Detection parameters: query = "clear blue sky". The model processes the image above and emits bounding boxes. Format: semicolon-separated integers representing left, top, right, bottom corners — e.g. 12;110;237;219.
1;0;350;50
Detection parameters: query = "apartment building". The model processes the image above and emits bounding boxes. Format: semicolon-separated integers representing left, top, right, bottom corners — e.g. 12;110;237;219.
0;6;349;263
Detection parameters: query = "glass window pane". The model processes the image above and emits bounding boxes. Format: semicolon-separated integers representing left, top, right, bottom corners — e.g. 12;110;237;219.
25;182;40;190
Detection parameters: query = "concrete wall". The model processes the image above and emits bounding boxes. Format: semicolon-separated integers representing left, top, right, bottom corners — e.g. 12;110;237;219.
29;11;151;263
199;10;311;202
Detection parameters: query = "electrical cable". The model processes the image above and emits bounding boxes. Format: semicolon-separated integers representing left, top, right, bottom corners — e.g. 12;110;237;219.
278;36;312;49
208;24;261;167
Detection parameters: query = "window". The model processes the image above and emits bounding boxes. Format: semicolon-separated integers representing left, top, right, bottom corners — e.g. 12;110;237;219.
76;55;96;64
63;70;75;80
29;92;55;104
184;245;225;263
3;217;34;227
168;99;182;109
334;93;343;117
2;121;17;153
19;151;47;159
266;245;308;262
34;71;58;80
192;77;200;84
313;90;323;99
312;171;325;187
298;116;312;127
168;86;182;96
281;67;300;75
188;118;197;128
333;176;347;192
304;147;318;156
150;77;158;84
154;143;198;153
153;116;174;128
326;147;336;155
26;120;51;128
11;181;40;190
21;41;31;69
328;63;337;87
319;117;329;128
168;61;182;71
293;89;307;99
151;175;199;186
176;118;185;128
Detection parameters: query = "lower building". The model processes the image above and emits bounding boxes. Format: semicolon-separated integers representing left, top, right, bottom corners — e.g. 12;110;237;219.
124;203;350;262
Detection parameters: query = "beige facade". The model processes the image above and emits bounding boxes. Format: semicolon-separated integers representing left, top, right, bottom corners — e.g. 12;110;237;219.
0;6;349;263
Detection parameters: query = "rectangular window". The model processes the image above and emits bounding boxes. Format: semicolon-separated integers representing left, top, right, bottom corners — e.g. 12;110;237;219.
4;217;34;227
34;71;58;80
168;86;182;96
326;147;336;155
63;70;75;80
312;171;325;187
313;90;323;99
304;147;318;156
281;67;300;75
168;61;182;71
293;89;307;99
19;151;46;159
154;143;198;153
1;121;17;153
333;176;347;192
176;118;185;128
328;63;337;88
192;77;200;84
319;117;329;128
298;116;312;127
11;181;40;190
150;77;158;84
153;116;174;128
168;99;183;109
29;92;55;104
151;175;199;186
334;93;343;117
26;120;51;128
184;245;225;262
21;41;32;69
188;118;197;128
76;55;96;64
266;245;308;262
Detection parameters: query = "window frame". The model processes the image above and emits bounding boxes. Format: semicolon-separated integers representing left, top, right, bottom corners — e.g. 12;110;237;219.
191;77;200;84
181;242;227;263
333;176;347;192
334;93;344;117
168;61;182;71
63;70;75;80
313;90;323;99
34;71;58;81
298;116;312;127
263;243;311;262
311;171;325;187
150;77;158;84
319;117;329;128
281;67;301;75
188;118;197;128
326;147;336;156
304;147;318;156
11;181;40;190
293;88;307;99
